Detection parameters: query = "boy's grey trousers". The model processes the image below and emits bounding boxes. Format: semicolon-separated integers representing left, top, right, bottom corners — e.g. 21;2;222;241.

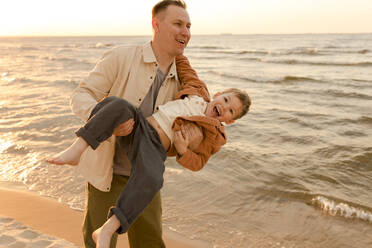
76;96;167;234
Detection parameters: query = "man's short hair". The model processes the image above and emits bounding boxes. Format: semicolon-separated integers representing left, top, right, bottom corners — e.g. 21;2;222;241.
152;0;187;18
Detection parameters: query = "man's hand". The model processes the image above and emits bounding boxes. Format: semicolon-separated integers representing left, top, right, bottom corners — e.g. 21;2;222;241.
173;125;189;156
113;118;134;136
173;122;203;156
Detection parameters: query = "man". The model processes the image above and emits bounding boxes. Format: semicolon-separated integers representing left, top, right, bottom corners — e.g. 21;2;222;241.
70;1;199;247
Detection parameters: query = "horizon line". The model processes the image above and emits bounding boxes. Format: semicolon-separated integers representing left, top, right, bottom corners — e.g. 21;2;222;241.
0;32;371;38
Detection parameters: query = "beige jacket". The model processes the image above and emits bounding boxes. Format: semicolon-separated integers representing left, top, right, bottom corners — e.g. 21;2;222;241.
71;42;180;191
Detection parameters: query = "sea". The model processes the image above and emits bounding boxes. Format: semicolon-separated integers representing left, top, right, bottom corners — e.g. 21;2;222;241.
0;34;371;248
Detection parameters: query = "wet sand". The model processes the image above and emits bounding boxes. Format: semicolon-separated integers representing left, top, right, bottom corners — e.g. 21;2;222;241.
0;186;201;248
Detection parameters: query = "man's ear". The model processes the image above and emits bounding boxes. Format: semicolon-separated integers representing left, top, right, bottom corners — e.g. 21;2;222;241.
225;119;235;125
152;18;159;32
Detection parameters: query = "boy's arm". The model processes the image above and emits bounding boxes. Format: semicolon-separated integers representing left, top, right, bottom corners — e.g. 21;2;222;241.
175;55;210;102
176;146;215;171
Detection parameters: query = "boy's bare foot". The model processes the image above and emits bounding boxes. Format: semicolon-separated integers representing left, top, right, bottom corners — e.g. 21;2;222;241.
46;137;88;165
92;226;112;248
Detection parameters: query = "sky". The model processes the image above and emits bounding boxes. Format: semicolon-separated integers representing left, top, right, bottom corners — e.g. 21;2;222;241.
0;0;371;36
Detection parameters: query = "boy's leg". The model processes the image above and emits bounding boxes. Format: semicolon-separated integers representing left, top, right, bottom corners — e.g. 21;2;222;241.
109;110;167;234
76;96;136;150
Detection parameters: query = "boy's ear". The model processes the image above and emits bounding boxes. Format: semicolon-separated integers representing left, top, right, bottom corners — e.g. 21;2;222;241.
225;119;235;125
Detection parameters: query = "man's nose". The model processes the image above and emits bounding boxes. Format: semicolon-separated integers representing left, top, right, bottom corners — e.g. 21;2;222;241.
180;26;190;37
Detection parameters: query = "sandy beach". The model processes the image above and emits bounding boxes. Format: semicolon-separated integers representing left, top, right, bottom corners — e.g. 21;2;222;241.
0;184;202;248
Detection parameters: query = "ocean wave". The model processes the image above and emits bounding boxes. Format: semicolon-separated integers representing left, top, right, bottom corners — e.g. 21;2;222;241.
340;130;367;137
208;71;259;82
359;116;372;124
1;77;36;84
188;45;225;50
238;50;268;55
351;78;372;83
209;71;322;85
325;116;372;127
18;46;39;51
271;47;320;56
347;148;372;168
249;58;372;67
1;143;28;155
324;89;372;100
203;47;370;56
358;49;369;54
279;116;320;130
62;44;83;48
324;48;370;55
281;75;320;82
312;196;372;223
89;42;114;49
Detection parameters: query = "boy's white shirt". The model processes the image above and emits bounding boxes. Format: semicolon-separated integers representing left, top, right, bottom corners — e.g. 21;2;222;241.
71;42;180;192
152;95;207;144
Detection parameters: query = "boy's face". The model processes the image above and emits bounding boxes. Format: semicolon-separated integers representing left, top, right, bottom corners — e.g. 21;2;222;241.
205;92;243;124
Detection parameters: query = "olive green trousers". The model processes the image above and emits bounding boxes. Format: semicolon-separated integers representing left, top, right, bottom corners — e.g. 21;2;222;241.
82;174;166;248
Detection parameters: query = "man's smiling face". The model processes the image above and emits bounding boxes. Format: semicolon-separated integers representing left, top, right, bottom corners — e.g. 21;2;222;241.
155;5;191;57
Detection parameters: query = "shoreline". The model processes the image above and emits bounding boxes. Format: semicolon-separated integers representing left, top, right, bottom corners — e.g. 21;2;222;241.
0;183;205;248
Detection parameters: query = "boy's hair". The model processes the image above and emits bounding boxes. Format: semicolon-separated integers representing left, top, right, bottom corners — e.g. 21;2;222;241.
152;0;187;18
221;88;251;120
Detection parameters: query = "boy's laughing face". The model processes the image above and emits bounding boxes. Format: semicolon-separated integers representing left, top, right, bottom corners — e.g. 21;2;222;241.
205;92;243;124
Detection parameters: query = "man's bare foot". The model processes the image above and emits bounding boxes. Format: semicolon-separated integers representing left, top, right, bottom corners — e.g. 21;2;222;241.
46;137;88;165
92;226;112;248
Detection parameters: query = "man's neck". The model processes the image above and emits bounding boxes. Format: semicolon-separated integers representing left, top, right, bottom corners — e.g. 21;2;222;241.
151;41;174;75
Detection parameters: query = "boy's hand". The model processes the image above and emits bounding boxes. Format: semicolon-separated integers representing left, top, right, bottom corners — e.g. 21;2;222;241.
173;125;189;156
113;118;134;136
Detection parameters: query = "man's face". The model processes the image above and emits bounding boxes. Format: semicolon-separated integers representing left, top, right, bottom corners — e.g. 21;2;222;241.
154;5;191;56
205;92;243;124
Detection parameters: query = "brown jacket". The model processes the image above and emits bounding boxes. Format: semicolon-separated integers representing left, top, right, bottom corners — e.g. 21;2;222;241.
167;55;227;171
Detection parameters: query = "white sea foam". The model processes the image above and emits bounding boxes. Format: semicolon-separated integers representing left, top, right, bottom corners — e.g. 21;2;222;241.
312;196;372;222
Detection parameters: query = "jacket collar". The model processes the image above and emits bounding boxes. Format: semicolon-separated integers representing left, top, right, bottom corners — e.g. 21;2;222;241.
142;41;178;81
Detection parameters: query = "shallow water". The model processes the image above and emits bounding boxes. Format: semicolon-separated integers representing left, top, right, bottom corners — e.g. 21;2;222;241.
1;34;372;247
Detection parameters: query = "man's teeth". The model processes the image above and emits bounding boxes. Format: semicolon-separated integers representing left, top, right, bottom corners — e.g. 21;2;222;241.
176;39;185;44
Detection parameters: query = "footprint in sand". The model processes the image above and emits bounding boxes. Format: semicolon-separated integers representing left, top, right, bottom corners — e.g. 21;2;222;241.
0;216;79;248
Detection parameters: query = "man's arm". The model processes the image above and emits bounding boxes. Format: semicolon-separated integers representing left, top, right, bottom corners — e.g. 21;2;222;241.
70;49;120;121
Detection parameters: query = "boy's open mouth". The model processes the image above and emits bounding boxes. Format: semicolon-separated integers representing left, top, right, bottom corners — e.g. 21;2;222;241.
214;106;221;116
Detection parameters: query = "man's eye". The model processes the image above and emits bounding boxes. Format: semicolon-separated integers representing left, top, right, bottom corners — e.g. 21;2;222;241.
230;109;233;114
224;97;227;102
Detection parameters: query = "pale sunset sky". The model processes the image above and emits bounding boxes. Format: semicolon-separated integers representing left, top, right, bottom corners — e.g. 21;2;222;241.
1;0;371;36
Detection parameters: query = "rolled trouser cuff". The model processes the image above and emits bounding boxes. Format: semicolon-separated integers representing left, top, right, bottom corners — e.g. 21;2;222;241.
108;207;130;234
75;127;100;150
